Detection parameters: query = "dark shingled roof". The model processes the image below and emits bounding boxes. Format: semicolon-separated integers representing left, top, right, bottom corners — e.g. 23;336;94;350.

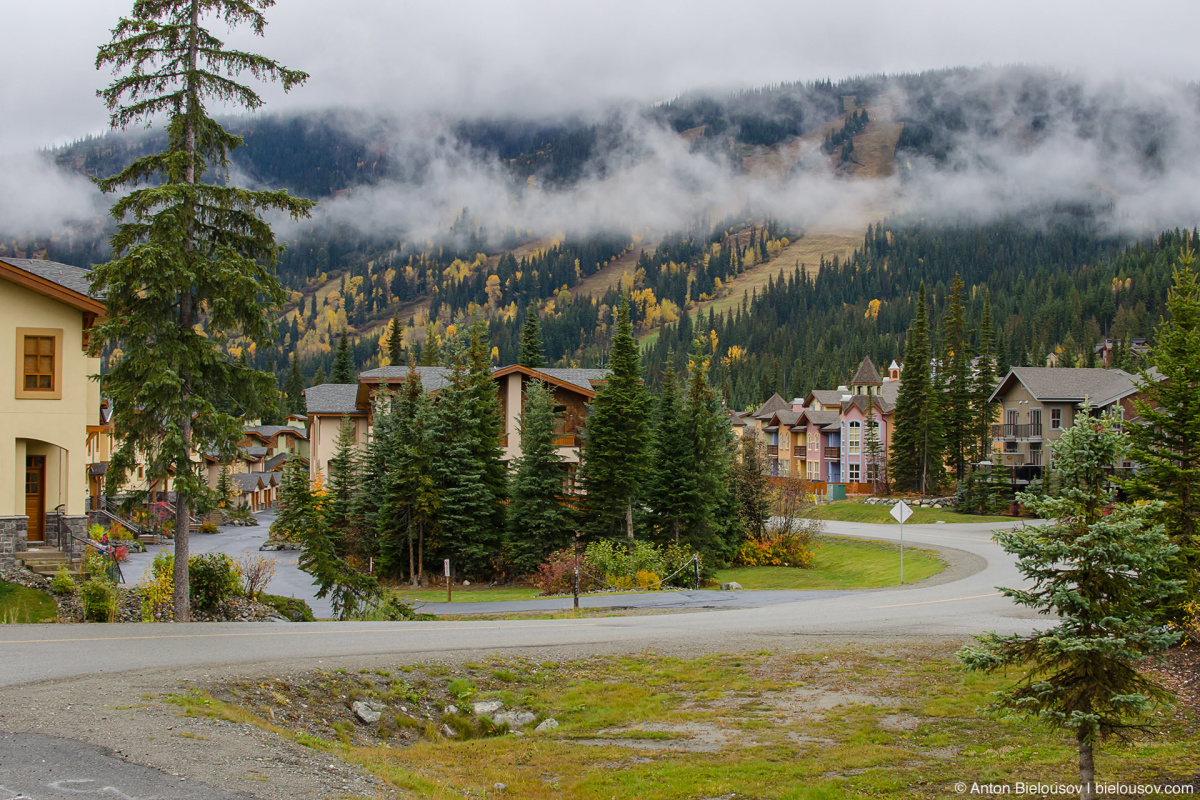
801;409;841;431
245;425;307;441
752;393;789;420
241;446;269;458
771;409;801;427
304;383;363;415
88;462;108;476
534;368;610;392
807;389;844;408
1;257;100;298
989;367;1140;407
358;366;455;392
265;453;299;472
851;356;883;385
843;394;893;415
232;473;265;492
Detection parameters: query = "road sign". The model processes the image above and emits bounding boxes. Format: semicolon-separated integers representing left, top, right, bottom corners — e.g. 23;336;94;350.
443;559;450;577
890;500;913;524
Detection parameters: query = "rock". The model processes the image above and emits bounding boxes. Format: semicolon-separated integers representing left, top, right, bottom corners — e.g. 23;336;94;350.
535;718;559;732
442;724;457;738
351;701;384;724
462;580;470;586
720;581;742;591
444;704;458;715
493;710;536;728
472;700;504;716
259;542;281;551
493;783;507;793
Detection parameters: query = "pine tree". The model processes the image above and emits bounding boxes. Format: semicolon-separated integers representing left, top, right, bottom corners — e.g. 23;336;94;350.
91;0;312;621
958;408;1181;799
681;339;733;556
332;334;354;383
729;429;770;541
580;298;650;545
386;312;404;366
419;326;441;366
507;380;571;573
1127;244;1200;620
284;358;305;416
972;291;998;464
518;307;546;368
644;363;695;545
941;274;973;481
863;401;886;492
324;416;359;540
312;365;326;386
215;465;234;509
890;284;942;493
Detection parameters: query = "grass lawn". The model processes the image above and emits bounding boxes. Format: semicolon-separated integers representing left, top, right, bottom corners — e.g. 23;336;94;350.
803;499;1013;525
715;536;943;590
388;584;543;605
180;643;1200;800
0;580;58;623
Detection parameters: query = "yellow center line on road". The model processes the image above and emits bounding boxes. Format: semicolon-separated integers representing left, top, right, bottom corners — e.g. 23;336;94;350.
870;592;1000;609
0;621;598;646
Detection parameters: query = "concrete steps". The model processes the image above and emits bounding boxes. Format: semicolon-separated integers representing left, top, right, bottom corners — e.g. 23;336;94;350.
17;548;85;578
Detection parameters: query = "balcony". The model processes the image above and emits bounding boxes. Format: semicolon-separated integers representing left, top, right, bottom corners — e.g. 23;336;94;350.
991;423;1043;439
793;446;806;459
823;447;840;460
552;434;578;448
767;445;779;456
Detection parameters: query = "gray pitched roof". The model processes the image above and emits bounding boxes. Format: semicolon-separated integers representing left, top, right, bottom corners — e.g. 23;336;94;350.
990;367;1139;407
807;389;844;408
358;366;455;392
851;356;883;385
241;446;269;458
752;393;789;419
534;368;610;392
265;453;297;472
304;383;363;415
245;425;307;441
771;409;801;427
880;379;901;404
801;409;841;430
1;257;100;298
233;473;265;492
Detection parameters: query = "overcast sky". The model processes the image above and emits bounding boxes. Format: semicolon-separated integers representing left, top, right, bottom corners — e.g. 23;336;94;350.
5;0;1200;154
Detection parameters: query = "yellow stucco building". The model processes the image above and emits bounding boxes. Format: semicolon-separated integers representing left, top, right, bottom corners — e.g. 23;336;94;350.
0;257;103;563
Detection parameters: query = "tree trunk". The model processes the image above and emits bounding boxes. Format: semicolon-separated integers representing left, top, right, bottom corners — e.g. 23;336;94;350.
626;502;635;552
408;519;416;588
417;521;424;587
1077;728;1096;800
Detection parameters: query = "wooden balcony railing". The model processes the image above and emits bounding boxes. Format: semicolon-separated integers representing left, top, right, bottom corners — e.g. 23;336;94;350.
823;447;840;460
991;423;1043;439
766;445;779;456
793;446;806;459
553;434;577;448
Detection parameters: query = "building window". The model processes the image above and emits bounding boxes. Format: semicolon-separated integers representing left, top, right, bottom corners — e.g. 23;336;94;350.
848;463;860;481
1050;408;1062;429
807;460;820;481
1004;440;1018;453
1029;408;1041;431
848;421;861;455
15;328;63;400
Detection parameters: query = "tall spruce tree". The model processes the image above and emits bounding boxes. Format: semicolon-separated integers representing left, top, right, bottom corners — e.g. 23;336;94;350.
1127;244;1200;620
863;401;886;492
890;283;942;493
284;358;305;416
324;416;360;544
972;291;998;464
581;299;650;545
729;429;770;541
681;339;734;556
92;0;312;620
518;307;546;368
941;274;973;481
507;380;571;573
644;363;695;545
332;334;355;383
959;408;1181;799
387;312;404;366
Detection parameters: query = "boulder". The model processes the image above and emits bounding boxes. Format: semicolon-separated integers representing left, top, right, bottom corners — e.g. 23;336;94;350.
472;700;504;715
493;710;536;728
534;718;559;732
444;704;458;715
351;700;383;724
720;581;743;591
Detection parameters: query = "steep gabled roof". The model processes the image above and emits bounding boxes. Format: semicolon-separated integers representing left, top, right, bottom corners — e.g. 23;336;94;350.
752;393;789;419
0;257;105;315
357;365;455;391
988;367;1140;407
304;383;363;415
804;389;845;409
245;425;307;441
851;356;883;386
768;409;802;428
843;394;893;415
492;365;610;398
800;408;840;430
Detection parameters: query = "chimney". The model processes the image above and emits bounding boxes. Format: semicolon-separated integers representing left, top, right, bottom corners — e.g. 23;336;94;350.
791;397;804;412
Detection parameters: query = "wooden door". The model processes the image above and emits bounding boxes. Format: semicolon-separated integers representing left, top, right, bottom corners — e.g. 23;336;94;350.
25;455;46;543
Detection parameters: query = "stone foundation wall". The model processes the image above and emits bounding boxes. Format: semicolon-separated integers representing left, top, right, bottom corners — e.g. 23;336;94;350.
56;516;88;563
0;516;29;566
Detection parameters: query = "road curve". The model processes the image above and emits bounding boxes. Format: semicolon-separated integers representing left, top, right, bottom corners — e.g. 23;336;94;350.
0;519;1041;689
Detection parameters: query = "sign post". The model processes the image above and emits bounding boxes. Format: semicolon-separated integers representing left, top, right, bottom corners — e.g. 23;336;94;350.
444;559;451;603
890;500;913;585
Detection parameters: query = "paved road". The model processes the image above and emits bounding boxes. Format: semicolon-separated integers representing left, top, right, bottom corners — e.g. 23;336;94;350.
0;519;1038;688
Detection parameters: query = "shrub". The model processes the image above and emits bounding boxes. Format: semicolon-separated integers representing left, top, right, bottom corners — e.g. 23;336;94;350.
107;524;132;541
238;553;276;600
80;578;117;622
88;523;106;541
112;544;129;563
138;552;174;621
733;529;816;568
50;566;77;595
199;521;219;534
188;553;241;612
634;570;660;589
532;548;596;596
259;593;315;621
583;539;663;584
361;597;435;621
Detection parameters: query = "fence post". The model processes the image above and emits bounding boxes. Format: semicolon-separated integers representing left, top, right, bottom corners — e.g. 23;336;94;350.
573;567;580;610
693;554;700;590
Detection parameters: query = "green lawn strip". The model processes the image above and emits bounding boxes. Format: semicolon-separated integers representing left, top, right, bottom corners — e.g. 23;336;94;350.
0;580;58;623
388;585;543;604
802;499;1012;525
715;536;944;590
321;645;1198;799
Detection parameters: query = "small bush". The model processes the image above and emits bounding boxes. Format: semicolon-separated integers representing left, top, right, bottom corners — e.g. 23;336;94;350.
50;566;77;596
635;569;661;589
238;553;276;600
733;530;816;568
199;521;219;534
361;597;435;621
532;548;596;596
107;525;132;541
138;552;175;621
80;578;117;622
258;593;315;622
88;523;106;541
188;552;241;612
